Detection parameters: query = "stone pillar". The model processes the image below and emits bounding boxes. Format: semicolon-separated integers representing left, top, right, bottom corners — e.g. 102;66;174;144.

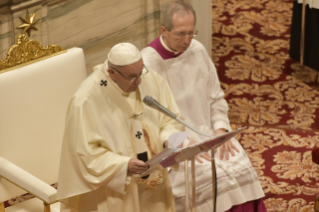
188;0;212;57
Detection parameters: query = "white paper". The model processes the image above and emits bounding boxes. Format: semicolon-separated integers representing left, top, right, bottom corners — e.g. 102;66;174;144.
167;131;190;148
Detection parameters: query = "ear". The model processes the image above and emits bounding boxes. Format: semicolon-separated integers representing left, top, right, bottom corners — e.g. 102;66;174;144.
160;26;168;36
107;68;116;81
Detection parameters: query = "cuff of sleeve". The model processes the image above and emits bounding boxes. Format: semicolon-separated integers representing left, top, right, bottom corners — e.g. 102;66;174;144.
212;121;230;132
217;128;229;132
104;157;130;194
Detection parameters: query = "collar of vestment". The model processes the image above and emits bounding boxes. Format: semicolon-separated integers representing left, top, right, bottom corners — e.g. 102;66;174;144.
92;60;144;119
147;35;183;60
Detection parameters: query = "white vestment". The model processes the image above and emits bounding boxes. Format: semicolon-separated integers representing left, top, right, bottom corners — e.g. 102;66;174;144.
57;60;184;212
141;37;265;212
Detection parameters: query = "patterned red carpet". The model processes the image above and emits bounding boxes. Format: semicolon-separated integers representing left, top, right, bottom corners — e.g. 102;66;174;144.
212;0;319;211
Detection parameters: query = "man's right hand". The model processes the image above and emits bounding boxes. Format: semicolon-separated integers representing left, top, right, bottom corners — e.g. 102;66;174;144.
128;158;148;175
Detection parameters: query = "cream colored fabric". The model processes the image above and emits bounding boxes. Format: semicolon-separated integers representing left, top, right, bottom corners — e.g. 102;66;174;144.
0;48;87;205
297;0;319;9
57;61;184;212
141;39;265;212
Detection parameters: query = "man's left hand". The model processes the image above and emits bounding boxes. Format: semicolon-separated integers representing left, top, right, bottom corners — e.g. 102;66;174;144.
187;141;211;163
214;129;239;160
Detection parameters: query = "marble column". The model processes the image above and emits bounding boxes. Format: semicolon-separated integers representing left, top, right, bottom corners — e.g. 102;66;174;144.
188;0;212;57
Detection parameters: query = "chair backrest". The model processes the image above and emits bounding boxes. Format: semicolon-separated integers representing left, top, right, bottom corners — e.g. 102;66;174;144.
0;47;87;202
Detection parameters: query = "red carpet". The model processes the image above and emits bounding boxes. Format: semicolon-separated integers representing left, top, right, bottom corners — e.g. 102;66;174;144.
212;0;319;210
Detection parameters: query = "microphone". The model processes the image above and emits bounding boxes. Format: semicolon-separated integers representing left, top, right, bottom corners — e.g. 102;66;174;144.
143;95;213;138
143;95;177;120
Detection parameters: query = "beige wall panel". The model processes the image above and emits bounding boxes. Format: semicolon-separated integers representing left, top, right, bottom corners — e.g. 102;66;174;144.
46;1;147;72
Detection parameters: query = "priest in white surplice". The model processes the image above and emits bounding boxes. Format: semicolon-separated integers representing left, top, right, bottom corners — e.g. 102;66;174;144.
141;2;267;212
57;43;185;212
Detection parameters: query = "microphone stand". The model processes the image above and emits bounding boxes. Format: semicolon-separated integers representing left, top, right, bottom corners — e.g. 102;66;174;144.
174;117;217;212
143;96;217;212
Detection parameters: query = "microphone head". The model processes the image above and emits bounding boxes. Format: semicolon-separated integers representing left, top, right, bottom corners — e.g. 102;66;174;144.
143;95;153;106
143;95;177;119
143;95;159;108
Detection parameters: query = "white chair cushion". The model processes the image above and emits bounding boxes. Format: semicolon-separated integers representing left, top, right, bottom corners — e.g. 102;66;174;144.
0;47;87;204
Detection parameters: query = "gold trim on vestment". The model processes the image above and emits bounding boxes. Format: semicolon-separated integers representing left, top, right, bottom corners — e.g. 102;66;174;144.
130;121;164;190
141;120;158;156
0;34;66;73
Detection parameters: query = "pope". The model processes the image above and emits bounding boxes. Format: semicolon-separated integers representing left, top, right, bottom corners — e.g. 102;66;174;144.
57;43;185;212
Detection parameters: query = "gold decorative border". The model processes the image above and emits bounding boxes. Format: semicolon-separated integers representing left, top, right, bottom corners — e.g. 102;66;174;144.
0;34;66;74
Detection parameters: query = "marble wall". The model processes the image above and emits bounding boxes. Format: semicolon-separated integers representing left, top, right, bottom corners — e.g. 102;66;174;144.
0;0;211;74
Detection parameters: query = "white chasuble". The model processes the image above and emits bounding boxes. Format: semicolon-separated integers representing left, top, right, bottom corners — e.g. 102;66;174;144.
57;60;184;212
141;37;265;212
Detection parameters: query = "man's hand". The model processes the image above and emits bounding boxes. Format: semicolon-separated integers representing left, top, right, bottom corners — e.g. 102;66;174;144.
128;158;148;175
187;141;211;163
163;140;168;148
214;129;239;160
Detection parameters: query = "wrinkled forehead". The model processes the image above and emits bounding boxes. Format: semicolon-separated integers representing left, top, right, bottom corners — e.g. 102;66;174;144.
171;11;195;30
172;9;192;17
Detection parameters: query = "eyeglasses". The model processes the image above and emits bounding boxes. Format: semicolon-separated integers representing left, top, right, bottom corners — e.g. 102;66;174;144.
169;29;198;39
111;65;149;82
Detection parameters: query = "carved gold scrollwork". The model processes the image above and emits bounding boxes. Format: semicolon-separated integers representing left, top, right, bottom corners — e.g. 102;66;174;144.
0;34;66;73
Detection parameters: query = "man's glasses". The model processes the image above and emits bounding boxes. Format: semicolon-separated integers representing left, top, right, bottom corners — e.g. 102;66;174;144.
111;65;149;82
169;29;198;39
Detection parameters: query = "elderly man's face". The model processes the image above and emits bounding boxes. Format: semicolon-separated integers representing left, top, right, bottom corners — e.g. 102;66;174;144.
161;11;195;52
108;59;143;93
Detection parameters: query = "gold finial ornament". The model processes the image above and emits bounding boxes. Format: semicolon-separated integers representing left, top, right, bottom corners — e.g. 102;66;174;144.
0;34;65;72
17;10;40;37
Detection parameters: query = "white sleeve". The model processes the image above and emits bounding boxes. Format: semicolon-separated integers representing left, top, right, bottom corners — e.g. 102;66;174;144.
204;50;231;131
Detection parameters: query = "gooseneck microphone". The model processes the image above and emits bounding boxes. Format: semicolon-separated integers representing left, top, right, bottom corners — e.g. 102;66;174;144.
143;95;213;138
143;95;177;119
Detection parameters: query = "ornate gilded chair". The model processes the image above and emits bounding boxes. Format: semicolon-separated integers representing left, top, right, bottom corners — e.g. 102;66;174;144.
0;34;87;212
